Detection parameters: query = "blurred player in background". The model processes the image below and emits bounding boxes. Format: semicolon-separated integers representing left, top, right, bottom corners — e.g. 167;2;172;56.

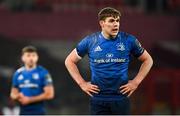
65;7;153;114
10;46;54;115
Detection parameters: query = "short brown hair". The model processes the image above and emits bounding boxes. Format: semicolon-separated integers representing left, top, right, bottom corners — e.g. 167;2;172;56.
22;46;37;55
98;7;121;21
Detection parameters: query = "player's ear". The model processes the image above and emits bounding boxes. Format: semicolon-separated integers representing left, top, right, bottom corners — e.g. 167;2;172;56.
36;55;39;61
99;20;104;28
21;54;25;62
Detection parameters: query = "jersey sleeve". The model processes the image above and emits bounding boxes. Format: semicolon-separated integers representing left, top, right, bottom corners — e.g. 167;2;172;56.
76;36;89;58
12;72;19;88
130;35;144;57
42;70;53;87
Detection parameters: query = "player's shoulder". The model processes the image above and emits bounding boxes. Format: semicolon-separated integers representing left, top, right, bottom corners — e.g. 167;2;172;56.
37;65;49;74
16;66;25;73
37;65;48;71
82;32;99;40
88;32;101;38
13;66;25;77
119;31;134;38
86;32;101;43
119;31;137;42
80;32;101;46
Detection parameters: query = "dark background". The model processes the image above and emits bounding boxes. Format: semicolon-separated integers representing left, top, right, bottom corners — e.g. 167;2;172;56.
0;0;179;114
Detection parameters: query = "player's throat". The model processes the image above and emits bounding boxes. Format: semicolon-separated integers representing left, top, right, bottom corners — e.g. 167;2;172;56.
101;31;117;40
25;64;37;71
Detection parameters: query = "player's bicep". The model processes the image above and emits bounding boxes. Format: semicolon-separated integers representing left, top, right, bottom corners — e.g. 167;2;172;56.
138;50;152;62
66;36;89;64
66;49;82;64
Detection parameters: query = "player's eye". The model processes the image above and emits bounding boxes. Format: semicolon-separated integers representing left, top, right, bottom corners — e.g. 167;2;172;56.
109;19;115;23
116;19;120;22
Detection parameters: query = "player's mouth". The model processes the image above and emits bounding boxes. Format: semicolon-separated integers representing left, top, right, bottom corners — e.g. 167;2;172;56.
112;28;118;33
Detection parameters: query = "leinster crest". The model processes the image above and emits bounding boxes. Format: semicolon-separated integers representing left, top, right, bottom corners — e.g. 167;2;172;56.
116;43;125;51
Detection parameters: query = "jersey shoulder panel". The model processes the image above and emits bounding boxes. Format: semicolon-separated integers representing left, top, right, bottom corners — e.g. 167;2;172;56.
37;65;49;75
16;66;25;74
88;32;101;48
119;31;132;40
125;32;136;41
37;65;48;71
120;32;137;47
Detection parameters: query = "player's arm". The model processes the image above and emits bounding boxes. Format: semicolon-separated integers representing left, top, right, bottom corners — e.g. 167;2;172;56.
10;87;20;100
19;85;54;105
65;49;100;96
133;50;153;85
30;85;54;101
120;50;153;97
65;49;86;86
10;72;20;101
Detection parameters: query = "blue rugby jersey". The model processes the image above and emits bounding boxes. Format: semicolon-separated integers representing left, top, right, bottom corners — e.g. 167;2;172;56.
76;31;144;100
12;65;53;114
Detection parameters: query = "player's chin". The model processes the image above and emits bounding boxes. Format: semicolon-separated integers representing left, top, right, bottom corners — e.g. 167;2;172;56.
27;63;35;67
111;32;118;37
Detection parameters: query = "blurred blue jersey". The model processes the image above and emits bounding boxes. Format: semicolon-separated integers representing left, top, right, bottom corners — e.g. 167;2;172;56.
12;65;53;114
76;32;144;101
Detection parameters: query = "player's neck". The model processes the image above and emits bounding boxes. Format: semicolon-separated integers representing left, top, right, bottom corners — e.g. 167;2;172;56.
25;64;37;71
101;31;116;39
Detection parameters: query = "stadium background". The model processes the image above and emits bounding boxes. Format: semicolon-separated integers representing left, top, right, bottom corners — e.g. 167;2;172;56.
0;0;179;114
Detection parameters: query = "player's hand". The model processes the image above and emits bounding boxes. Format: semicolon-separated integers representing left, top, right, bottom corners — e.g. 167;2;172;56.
79;82;100;97
18;93;31;105
11;93;20;100
119;80;139;97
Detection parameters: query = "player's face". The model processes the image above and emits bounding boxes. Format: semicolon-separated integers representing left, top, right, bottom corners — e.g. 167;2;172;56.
100;16;120;38
22;52;38;68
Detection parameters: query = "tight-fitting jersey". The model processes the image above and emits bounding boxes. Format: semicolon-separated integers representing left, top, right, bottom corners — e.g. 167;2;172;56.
12;65;53;114
76;31;144;101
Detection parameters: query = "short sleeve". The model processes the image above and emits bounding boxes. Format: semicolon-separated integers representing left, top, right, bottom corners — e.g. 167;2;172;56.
12;72;19;88
130;35;144;57
42;70;53;87
76;36;89;58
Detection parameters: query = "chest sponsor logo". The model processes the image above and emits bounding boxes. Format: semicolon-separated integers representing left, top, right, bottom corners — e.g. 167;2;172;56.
106;53;114;58
116;43;125;51
24;79;30;84
19;79;38;88
94;58;126;63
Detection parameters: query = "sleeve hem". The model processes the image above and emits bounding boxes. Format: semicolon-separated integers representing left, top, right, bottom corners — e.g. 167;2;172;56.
75;48;82;59
136;49;145;58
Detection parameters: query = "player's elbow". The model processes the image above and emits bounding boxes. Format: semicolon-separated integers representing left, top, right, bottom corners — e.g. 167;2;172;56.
65;56;74;68
65;57;70;68
47;94;54;100
45;92;54;100
148;55;153;68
